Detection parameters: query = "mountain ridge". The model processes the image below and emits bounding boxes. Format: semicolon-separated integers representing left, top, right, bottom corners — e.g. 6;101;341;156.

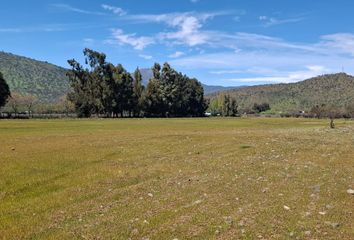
208;72;354;112
0;51;69;103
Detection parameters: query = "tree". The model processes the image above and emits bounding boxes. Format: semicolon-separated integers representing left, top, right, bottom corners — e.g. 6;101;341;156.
110;64;134;117
0;72;11;108
208;98;220;116
144;78;164;117
310;104;326;118
7;92;24;116
221;94;230;116
132;68;145;117
208;93;238;117
67;59;94;117
230;98;238;116
67;49;110;117
144;63;207;117
253;103;270;113
22;95;38;117
58;95;75;116
183;78;207;117
144;63;166;117
345;103;354;118
67;50;206;118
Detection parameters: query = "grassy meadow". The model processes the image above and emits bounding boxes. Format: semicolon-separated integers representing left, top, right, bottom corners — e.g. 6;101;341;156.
0;118;353;239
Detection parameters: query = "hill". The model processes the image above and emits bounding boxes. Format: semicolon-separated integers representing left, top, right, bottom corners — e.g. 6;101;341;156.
0;51;69;103
209;73;354;112
202;84;237;95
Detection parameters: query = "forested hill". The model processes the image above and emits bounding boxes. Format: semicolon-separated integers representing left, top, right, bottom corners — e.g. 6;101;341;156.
209;73;354;112
0;51;69;103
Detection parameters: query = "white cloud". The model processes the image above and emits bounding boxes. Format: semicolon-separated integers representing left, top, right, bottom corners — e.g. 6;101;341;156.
259;15;304;27
171;49;352;71
169;51;185;58
170;32;354;83
126;11;228;46
158;16;210;46
109;29;155;50
51;4;105;15
99;8;354;84
139;54;153;60
226;66;330;83
0;24;72;33
210;70;243;74
0;28;23;33
319;33;354;56
101;4;126;16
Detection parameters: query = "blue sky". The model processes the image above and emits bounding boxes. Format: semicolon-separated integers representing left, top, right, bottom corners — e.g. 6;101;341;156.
1;0;354;86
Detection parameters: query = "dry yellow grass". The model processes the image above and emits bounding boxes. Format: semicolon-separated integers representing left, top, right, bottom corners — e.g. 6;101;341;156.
0;118;353;239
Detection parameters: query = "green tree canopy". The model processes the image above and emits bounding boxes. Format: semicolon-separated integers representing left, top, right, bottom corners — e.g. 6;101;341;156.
0;72;11;108
67;49;207;118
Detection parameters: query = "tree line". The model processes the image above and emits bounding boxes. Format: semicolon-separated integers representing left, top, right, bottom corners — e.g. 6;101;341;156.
67;49;207;118
208;93;271;116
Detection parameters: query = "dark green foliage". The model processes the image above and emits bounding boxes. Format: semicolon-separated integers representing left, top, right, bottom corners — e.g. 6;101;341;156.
132;68;145;116
0;51;69;103
138;67;236;95
67;50;206;118
253;103;270;113
144;63;206;117
0;72;11;108
67;49;135;117
111;64;135;117
209;73;354;113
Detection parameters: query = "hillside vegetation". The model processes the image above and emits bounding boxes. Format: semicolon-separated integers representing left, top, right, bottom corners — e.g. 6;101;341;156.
209;73;354;113
0;52;69;103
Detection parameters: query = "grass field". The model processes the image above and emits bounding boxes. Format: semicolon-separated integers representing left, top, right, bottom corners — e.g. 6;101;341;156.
0;118;353;239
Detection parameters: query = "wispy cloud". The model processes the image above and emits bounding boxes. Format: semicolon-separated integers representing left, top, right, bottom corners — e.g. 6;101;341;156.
169;51;185;58
0;28;24;33
171;32;354;83
125;11;231;46
319;33;354;56
51;4;106;15
210;70;243;75
101;4;126;16
0;24;71;33
139;54;153;60
225;66;330;83
259;15;304;27
107;29;155;50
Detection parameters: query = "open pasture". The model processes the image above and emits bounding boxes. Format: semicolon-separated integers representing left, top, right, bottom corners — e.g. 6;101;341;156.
0;118;353;239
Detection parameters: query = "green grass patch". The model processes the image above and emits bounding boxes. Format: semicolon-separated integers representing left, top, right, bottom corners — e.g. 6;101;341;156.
0;118;353;239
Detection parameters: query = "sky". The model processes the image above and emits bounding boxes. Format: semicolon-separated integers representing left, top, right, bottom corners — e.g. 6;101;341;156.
1;0;354;86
